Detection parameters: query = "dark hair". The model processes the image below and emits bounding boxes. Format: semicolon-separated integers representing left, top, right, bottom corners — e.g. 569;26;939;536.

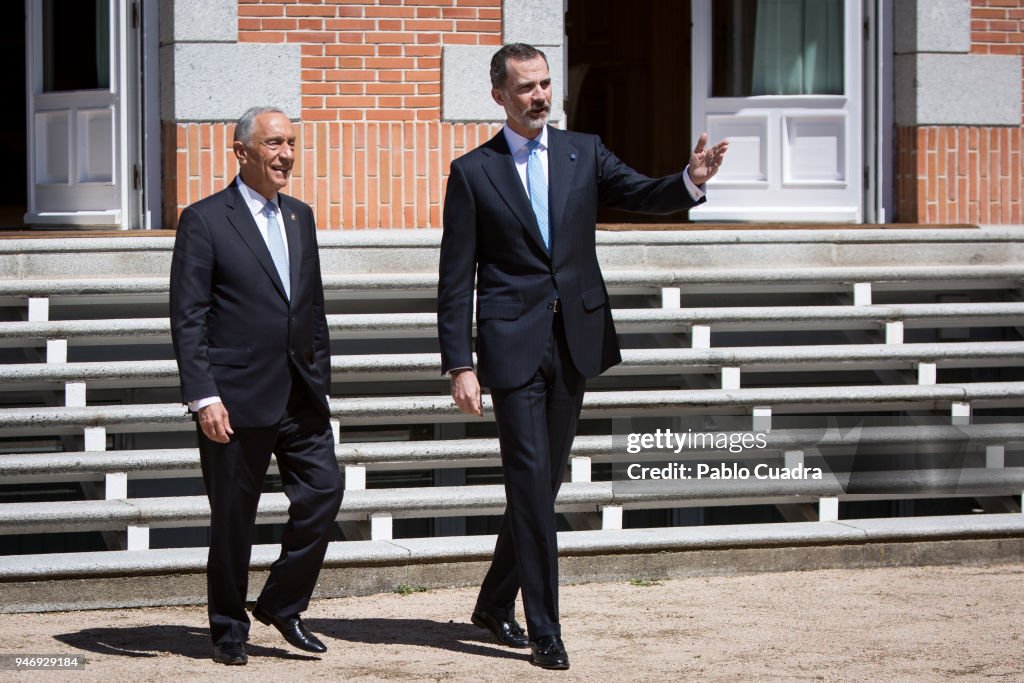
233;106;286;145
489;43;548;89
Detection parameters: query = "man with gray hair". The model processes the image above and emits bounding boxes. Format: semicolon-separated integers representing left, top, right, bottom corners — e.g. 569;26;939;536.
170;106;342;665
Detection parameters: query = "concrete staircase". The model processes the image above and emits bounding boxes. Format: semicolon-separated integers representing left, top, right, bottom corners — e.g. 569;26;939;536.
0;228;1022;612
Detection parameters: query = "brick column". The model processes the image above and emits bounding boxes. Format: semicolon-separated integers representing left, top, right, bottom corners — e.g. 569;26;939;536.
894;0;1024;224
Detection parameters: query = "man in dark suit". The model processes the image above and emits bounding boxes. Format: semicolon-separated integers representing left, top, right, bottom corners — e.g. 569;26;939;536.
437;44;727;670
170;106;343;665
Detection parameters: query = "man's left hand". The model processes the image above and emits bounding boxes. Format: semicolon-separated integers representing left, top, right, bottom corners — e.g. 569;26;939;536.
687;132;729;186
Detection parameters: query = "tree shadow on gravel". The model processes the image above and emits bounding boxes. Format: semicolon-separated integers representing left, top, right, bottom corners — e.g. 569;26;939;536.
306;617;525;662
53;624;317;661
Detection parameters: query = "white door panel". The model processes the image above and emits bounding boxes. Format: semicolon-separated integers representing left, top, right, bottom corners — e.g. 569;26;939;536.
706;114;769;185
78;107;115;184
783;113;846;184
34;110;70;185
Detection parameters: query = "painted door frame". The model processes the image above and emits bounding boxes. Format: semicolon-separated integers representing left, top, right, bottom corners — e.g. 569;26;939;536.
863;0;894;224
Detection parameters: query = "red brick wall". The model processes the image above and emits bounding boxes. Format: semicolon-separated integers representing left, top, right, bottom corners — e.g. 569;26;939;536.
163;0;503;229
163;120;501;229
896;0;1024;224
895;126;1022;224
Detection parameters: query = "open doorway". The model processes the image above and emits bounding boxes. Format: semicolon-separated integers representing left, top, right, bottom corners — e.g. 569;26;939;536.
24;1;148;230
0;8;28;229
566;0;692;224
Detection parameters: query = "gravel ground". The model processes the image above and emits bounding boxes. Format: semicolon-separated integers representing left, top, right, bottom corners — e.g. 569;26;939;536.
1;563;1022;682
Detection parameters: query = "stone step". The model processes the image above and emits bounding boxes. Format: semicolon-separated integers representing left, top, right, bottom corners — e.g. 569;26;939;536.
0;472;1020;538
0;482;610;534
330;342;1024;381
3;424;1022;483
0;382;1022;436
3;302;1023;348
4;228;1023;281
3;341;1023;389
3;264;1023;304
0;512;1019;584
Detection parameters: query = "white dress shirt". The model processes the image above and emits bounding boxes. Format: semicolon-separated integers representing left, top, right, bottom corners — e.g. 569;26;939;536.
503;123;550;195
236;176;290;262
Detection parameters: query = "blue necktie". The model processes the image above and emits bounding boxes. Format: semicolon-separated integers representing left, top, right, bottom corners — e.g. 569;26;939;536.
264;201;290;300
526;138;549;250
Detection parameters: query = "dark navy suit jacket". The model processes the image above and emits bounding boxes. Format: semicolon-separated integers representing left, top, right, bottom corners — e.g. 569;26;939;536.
169;179;331;428
437;126;702;389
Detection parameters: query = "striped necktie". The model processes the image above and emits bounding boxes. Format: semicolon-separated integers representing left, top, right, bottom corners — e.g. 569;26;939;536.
526;138;549;250
264;201;290;299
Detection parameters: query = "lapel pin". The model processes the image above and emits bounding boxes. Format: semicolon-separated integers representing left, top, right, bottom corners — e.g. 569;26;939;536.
570;153;576;160
290;213;297;221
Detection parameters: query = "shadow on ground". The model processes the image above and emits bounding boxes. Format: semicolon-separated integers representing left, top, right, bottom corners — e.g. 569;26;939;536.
53;618;523;663
54;624;314;661
309;617;525;662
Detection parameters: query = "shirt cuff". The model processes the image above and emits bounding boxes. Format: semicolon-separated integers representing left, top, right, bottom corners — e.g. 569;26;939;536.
188;396;222;412
682;164;705;201
447;366;474;376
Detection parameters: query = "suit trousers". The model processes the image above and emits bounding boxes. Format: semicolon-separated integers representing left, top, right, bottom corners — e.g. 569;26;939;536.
198;365;342;644
477;309;586;640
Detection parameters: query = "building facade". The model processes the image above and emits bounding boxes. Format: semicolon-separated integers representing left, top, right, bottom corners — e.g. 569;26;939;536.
13;0;1024;230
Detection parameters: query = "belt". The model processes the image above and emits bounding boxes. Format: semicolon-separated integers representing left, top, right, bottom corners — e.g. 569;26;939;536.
547;298;561;313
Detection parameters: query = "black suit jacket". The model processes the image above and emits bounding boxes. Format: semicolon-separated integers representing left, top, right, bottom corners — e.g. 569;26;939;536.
170;179;331;428
437;126;702;389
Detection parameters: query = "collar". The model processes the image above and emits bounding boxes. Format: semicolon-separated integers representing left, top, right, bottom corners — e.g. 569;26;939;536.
236;176;280;215
502;123;548;155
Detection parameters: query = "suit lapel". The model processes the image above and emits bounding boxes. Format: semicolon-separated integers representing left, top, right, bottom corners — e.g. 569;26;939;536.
480;132;549;257
223;179;290;302
546;127;577;256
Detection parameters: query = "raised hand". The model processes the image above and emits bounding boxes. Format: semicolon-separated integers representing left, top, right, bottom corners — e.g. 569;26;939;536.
688;132;729;186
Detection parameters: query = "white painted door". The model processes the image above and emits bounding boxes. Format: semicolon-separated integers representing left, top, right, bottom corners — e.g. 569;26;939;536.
26;0;139;228
691;0;863;222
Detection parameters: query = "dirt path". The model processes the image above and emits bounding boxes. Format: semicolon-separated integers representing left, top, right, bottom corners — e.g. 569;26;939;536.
1;563;1022;681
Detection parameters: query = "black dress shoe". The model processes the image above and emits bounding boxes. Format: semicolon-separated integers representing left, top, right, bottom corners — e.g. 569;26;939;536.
252;605;327;653
530;635;570;670
471;608;529;648
211;641;247;665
